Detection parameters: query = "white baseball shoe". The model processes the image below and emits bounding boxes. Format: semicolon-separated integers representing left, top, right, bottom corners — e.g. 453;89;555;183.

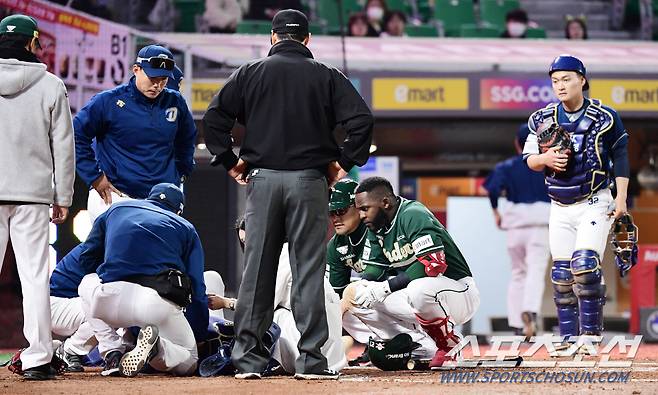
294;369;340;380
119;324;159;377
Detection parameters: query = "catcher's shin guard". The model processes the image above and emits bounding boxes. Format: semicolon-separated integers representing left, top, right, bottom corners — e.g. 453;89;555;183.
551;260;579;337
571;250;605;335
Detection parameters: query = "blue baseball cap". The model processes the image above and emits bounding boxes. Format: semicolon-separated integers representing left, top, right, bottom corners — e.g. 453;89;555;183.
549;54;589;91
135;45;175;79
166;65;184;91
147;183;185;214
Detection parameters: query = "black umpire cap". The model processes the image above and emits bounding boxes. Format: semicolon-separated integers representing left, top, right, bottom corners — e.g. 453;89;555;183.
271;9;309;35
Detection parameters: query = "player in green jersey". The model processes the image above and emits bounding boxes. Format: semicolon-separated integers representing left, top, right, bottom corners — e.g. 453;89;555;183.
326;179;439;363
350;177;481;369
327;179;388;297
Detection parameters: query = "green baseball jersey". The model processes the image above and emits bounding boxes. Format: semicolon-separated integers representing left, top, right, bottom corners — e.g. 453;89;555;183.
370;197;473;282
326;222;389;296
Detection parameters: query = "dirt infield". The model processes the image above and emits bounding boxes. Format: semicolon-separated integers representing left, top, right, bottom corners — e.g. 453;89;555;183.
2;344;657;395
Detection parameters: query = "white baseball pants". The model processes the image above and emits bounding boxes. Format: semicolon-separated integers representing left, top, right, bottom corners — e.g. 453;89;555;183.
505;226;550;328
78;273;198;376
0;204;53;369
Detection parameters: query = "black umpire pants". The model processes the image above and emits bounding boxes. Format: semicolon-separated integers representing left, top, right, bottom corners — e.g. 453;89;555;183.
232;168;329;374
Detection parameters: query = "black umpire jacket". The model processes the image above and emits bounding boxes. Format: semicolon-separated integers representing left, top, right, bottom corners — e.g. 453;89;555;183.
202;39;374;172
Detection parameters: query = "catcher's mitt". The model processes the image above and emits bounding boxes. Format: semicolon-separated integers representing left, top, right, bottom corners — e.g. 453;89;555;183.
2;349;67;376
537;122;572;154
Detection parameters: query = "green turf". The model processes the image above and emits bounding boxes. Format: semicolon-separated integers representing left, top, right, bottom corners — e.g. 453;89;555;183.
0;353;12;364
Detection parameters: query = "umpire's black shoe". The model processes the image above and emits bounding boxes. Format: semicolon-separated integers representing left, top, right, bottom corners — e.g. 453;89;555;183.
294;369;340;380
23;363;57;380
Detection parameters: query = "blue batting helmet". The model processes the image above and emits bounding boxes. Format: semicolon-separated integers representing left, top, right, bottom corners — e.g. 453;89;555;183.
549;55;589;91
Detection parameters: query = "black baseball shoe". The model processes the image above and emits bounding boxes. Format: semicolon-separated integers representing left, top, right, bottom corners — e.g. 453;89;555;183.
101;350;123;377
294;369;340;380
56;344;84;372
119;325;160;377
23;363;57;380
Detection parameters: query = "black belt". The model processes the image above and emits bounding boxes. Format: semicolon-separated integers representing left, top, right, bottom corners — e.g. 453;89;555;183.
123;269;192;308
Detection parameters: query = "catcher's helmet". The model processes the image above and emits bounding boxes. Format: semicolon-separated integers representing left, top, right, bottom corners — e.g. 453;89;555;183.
549;55;589;91
329;178;359;211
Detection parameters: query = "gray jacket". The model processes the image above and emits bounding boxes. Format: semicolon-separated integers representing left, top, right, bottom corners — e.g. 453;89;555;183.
0;58;75;206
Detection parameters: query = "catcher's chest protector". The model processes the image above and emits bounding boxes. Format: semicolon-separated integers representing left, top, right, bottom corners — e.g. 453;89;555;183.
534;100;614;204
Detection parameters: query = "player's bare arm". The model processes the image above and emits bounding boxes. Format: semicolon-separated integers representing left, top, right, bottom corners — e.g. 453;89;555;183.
612;177;630;219
527;147;569;172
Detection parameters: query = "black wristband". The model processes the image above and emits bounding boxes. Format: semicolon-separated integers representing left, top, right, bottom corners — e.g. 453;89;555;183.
388;272;411;293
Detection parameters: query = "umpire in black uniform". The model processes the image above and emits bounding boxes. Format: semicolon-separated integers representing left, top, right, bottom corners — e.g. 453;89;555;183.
203;9;374;379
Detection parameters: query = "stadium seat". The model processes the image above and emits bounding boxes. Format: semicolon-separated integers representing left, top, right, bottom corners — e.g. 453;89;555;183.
459;24;500;38
434;0;475;37
173;0;205;32
236;20;272;34
309;23;325;35
415;0;434;22
525;27;547;39
479;0;520;30
387;0;412;14
317;0;361;33
404;24;439;37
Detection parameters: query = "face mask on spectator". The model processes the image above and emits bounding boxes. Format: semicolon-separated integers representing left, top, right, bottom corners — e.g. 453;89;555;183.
507;21;527;37
367;7;384;21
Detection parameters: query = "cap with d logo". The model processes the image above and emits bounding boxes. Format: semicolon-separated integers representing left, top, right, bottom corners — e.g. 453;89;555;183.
135;45;175;79
0;14;41;48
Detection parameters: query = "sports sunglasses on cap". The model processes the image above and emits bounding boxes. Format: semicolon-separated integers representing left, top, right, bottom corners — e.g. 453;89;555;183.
136;56;175;71
329;206;352;217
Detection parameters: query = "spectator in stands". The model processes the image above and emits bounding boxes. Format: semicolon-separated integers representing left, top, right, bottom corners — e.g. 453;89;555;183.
202;0;242;33
246;0;303;21
381;10;406;37
203;0;242;33
348;13;377;37
148;0;177;31
500;8;529;38
364;0;388;36
565;16;588;40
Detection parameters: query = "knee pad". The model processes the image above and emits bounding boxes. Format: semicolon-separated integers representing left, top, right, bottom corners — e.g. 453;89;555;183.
571;249;602;284
571;249;605;335
551;260;576;303
551;260;579;337
571;249;604;297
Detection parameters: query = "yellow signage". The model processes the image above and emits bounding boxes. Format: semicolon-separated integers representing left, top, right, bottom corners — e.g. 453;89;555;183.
189;80;224;112
372;78;469;110
590;79;658;111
